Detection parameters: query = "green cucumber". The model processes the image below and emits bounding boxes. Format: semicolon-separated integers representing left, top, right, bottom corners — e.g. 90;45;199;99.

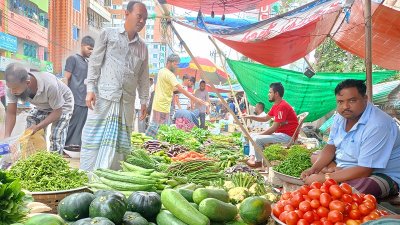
150;171;168;178
156;184;166;190
177;183;197;190
161;189;209;225
94;170;157;185
166;180;179;187
174;176;188;184
99;177;154;191
177;189;194;202
190;203;199;210
199;198;238;222
193;188;229;204
156;210;187;225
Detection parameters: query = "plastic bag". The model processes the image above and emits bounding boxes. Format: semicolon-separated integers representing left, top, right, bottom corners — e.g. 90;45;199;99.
19;129;46;159
0;129;46;168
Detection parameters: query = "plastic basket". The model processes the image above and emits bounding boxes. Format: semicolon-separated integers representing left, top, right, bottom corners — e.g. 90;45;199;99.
272;169;305;185
29;187;91;214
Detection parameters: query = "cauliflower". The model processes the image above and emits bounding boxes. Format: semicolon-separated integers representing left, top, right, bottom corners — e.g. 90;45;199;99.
228;187;249;204
249;183;259;195
261;193;278;203
223;181;235;190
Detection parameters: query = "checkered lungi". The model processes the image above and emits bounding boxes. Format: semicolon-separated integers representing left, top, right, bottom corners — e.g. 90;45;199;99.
26;108;72;153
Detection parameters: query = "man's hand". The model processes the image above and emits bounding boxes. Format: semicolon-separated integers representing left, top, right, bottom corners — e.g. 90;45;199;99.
26;125;40;135
86;92;96;110
301;167;320;179
304;173;325;185
140;104;147;120
320;166;342;173
197;98;208;107
242;113;253;119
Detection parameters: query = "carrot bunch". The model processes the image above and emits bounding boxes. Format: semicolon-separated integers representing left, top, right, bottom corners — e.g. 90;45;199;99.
171;151;212;162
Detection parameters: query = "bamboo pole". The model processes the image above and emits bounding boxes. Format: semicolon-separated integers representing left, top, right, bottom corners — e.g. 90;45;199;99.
243;92;251;127
208;36;270;167
210;38;249;134
154;1;270;167
364;0;373;102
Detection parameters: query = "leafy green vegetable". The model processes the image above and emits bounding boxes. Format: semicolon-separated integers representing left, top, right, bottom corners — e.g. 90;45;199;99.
0;170;28;224
156;125;201;150
263;144;288;161
9;152;87;192
190;127;210;144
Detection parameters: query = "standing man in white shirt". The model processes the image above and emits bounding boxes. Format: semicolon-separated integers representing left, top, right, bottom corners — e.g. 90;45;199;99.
174;75;192;110
81;1;149;171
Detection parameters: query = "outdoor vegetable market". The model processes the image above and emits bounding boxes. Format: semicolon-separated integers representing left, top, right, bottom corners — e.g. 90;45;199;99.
1;0;400;225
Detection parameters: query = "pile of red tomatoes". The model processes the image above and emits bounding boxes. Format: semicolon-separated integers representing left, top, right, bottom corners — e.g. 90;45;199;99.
272;179;389;225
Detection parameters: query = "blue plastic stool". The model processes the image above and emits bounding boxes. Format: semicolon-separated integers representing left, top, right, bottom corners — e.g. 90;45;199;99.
243;144;249;156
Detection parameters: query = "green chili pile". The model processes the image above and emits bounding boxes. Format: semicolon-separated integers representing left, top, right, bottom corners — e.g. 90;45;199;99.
274;150;313;178
9;151;88;192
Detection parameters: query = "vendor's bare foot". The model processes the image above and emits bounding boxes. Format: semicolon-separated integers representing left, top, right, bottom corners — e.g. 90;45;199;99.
247;155;255;163
246;161;262;168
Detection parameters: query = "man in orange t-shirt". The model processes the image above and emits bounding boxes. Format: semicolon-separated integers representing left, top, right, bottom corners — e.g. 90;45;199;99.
244;82;298;167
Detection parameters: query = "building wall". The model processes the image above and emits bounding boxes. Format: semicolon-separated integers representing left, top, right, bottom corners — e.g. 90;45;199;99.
0;0;5;33
7;10;48;47
49;0;88;74
0;0;53;75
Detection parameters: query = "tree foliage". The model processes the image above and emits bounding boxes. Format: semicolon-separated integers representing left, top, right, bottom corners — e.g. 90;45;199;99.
314;38;384;73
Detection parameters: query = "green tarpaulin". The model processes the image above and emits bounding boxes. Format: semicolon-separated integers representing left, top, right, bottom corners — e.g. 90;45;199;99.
227;59;397;122
30;0;48;13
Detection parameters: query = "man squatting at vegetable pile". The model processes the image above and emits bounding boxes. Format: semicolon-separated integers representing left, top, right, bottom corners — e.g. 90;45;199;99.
4;63;74;153
244;82;298;167
301;79;400;199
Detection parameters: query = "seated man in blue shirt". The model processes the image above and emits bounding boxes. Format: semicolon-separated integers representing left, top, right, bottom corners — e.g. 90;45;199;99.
301;79;400;199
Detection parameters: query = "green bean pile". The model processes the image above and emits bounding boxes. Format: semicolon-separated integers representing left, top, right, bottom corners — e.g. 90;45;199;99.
168;160;223;185
9;151;88;192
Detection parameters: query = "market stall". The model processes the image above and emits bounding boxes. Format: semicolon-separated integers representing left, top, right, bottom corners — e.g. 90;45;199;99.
1;123;396;225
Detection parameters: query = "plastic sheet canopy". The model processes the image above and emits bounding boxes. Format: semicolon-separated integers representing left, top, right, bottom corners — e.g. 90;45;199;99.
227;59;397;122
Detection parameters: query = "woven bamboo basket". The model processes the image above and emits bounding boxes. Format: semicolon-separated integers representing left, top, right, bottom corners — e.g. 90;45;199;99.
29;186;90;214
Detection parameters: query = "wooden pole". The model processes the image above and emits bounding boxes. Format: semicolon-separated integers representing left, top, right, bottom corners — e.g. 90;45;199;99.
207;36;270;167
208;37;249;133
365;0;373;102
154;1;270;168
243;92;250;127
170;24;270;167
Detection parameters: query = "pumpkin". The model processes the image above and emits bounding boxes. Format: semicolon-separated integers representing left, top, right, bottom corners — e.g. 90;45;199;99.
58;192;95;221
94;190;127;206
89;195;127;224
122;211;149;225
73;217;115;225
127;191;161;220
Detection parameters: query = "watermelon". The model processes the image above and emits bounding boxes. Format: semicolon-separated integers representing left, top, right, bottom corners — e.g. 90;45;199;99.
239;196;271;225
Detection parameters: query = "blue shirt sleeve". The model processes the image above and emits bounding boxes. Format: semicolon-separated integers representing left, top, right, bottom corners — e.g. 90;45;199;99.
358;124;397;168
327;114;339;145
